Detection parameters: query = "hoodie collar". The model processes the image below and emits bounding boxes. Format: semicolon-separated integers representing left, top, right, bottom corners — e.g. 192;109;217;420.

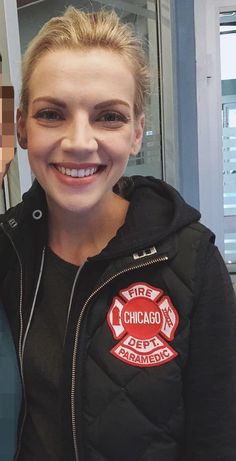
93;176;201;259
0;180;47;247
0;176;201;260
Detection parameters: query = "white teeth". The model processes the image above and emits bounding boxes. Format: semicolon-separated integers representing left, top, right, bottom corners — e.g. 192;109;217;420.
78;169;85;178
56;165;99;178
71;169;78;177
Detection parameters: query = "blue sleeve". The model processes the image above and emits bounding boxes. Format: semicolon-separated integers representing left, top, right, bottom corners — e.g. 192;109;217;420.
0;303;21;461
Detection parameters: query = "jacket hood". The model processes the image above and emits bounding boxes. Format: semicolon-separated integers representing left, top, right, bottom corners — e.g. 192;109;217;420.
0;176;201;260
98;175;201;258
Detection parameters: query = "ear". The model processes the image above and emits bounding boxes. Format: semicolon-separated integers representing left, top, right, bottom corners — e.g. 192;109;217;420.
130;113;145;156
16;108;28;149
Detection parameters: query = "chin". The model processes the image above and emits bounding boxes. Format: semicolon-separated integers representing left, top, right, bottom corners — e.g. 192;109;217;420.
46;193;97;216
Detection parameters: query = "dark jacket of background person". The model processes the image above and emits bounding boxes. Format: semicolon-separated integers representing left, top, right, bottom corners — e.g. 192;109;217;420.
0;176;236;461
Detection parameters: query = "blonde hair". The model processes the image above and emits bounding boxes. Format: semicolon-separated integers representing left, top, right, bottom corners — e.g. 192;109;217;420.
20;6;150;117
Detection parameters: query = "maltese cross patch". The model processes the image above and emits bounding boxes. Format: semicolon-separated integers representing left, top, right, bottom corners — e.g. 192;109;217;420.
107;282;179;367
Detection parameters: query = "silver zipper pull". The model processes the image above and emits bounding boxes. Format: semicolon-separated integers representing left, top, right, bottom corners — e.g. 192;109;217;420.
133;246;157;260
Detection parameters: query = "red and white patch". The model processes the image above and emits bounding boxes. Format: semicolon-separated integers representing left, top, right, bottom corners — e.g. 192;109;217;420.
107;282;179;368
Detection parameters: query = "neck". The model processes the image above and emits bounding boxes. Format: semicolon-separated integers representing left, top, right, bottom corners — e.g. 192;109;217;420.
47;193;129;265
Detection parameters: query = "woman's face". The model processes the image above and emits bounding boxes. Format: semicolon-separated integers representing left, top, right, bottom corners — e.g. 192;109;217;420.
17;48;144;216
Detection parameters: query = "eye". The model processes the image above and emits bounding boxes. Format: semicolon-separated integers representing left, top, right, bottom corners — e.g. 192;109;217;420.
34;109;63;121
98;111;128;123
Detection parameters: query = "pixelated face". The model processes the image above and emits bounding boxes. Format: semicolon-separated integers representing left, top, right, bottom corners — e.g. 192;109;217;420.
17;49;144;217
0;59;15;174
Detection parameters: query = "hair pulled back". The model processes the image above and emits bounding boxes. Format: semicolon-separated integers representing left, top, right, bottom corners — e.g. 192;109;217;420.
20;6;150;117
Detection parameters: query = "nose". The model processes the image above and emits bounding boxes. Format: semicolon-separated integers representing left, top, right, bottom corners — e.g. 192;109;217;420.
61;114;98;155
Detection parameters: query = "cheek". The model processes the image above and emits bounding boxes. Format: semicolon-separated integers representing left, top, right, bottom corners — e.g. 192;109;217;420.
27;143;48;172
27;131;51;158
102;133;133;157
26;122;54;149
27;143;41;161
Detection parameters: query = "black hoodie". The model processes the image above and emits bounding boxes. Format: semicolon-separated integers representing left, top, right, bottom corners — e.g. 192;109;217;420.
0;176;236;461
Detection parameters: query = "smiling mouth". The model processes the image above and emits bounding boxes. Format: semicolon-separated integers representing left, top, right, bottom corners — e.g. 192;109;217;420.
54;165;104;178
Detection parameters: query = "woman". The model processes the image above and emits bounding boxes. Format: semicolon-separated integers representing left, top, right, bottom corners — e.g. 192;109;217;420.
0;6;236;461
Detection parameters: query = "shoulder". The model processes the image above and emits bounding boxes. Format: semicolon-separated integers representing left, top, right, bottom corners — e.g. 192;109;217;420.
0;180;47;230
0;189;44;279
178;221;215;246
167;222;215;294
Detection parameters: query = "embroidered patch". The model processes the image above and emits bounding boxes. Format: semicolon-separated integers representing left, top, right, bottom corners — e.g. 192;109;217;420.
107;282;179;367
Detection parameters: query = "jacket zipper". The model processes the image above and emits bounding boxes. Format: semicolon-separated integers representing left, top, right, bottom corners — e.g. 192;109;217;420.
13;246;46;459
71;254;169;461
10;240;81;459
63;264;85;349
14;246;46;460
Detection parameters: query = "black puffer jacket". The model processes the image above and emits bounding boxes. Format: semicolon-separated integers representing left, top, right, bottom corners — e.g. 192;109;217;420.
0;176;236;461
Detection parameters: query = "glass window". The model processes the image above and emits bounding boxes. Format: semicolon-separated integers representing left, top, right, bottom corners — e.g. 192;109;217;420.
220;12;236;270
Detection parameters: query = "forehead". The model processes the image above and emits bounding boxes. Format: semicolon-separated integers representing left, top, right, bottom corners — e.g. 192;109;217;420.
28;49;136;105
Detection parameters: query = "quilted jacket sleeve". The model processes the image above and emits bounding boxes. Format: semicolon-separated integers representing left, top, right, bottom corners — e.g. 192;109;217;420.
184;244;236;461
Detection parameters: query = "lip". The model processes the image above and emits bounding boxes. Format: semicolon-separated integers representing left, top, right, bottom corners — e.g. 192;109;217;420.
51;162;103;169
50;163;105;186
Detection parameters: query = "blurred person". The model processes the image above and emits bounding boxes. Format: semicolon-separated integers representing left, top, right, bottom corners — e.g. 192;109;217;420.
0;54;15;176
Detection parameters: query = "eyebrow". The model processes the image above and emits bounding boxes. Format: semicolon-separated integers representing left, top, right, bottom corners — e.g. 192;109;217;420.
32;97;131;110
94;99;131;110
32;97;66;108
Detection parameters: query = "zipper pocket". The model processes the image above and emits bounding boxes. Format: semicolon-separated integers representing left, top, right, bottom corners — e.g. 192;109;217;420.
71;254;168;461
